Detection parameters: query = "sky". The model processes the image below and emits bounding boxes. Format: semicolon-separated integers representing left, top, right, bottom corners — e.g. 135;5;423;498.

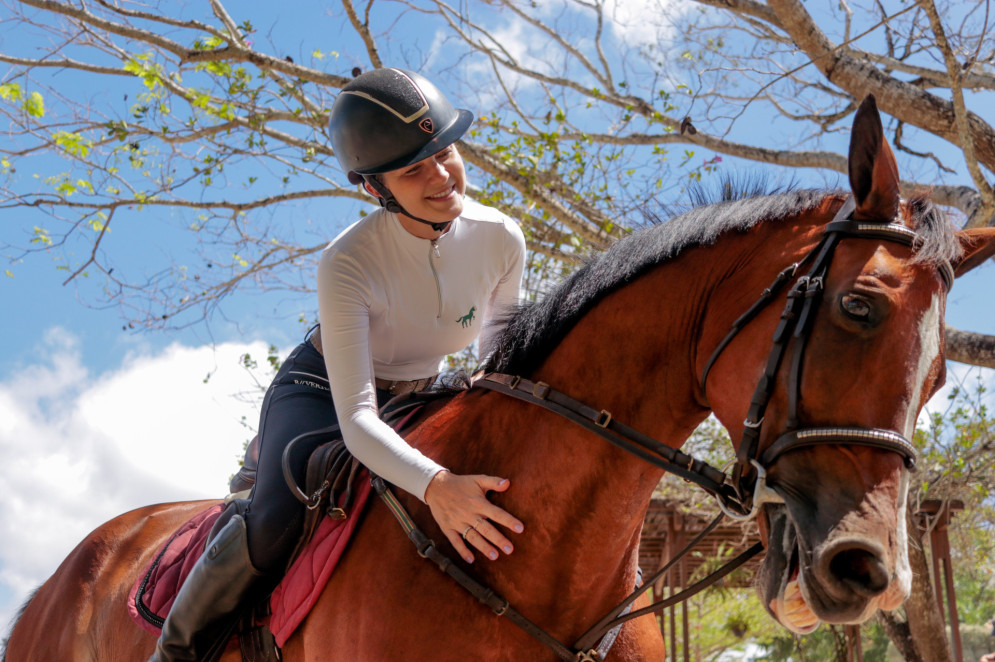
2;0;994;644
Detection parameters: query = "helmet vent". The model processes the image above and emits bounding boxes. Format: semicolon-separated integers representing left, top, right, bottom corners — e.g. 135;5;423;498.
342;68;429;124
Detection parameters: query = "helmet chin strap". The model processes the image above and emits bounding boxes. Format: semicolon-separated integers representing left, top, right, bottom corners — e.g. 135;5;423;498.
363;176;452;233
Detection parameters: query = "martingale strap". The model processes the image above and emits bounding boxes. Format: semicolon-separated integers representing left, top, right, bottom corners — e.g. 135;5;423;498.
373;477;629;662
376;473;761;662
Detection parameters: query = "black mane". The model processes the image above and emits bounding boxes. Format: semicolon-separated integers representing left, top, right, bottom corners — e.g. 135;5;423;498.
483;186;960;377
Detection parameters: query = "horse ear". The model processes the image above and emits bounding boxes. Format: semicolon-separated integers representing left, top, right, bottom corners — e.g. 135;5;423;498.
953;227;995;278
848;95;900;222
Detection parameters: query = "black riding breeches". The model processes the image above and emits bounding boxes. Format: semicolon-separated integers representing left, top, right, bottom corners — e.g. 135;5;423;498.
242;339;391;572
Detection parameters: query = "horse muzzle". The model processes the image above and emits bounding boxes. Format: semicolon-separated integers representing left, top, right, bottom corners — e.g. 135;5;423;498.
757;501;911;633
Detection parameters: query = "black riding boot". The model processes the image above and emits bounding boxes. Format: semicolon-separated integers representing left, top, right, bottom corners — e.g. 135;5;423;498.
149;514;265;662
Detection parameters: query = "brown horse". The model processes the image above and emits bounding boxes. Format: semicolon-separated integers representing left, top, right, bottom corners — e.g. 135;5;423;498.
5;96;995;661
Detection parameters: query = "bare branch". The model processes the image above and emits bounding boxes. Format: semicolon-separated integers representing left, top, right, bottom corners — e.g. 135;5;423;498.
919;0;995;228
458;140;616;250
945;326;995;369
342;0;383;69
768;0;995;179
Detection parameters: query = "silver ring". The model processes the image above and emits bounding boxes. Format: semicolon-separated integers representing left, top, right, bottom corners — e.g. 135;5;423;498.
473;517;484;528
461;525;473;539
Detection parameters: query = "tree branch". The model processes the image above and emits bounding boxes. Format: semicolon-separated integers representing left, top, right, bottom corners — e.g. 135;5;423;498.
919;0;995;229
767;0;995;183
458;140;616;249
945;326;995;369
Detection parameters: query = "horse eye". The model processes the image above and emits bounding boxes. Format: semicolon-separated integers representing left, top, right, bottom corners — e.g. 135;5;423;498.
840;294;872;320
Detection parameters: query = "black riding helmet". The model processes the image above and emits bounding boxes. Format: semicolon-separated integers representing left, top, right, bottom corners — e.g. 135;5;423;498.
329;68;473;231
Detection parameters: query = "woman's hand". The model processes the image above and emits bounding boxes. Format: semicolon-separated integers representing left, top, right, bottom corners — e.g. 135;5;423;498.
424;470;524;563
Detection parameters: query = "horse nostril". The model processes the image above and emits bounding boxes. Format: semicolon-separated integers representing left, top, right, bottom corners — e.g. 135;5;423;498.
828;546;890;596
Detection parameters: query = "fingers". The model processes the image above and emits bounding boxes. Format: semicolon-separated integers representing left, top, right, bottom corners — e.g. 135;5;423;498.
424;471;524;564
465;514;514;559
461;521;501;561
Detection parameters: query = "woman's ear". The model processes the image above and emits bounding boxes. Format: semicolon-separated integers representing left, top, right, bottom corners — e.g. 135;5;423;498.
363;180;381;198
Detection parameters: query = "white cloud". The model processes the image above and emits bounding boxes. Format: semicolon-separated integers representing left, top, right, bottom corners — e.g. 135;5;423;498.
0;329;280;634
603;0;689;46
448;0;689;111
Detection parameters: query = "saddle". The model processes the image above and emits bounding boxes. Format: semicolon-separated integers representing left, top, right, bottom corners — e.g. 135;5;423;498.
129;388;455;661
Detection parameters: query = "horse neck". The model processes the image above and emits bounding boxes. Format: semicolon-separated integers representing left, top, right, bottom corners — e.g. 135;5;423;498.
532;257;717;441
458;259;721;603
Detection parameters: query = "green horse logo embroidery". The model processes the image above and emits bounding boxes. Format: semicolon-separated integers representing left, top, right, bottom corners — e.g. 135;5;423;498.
456;306;476;328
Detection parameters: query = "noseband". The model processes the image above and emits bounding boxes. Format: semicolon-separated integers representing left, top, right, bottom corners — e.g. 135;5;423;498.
700;196;954;519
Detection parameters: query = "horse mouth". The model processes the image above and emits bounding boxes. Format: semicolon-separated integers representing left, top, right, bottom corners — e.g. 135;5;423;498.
757;502;907;633
770;553;820;633
759;508;820;634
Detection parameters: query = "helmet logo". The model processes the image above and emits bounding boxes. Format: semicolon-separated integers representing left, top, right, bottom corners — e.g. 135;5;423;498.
418;117;434;134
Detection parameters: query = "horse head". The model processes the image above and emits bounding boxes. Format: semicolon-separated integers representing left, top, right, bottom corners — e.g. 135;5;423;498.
701;95;995;632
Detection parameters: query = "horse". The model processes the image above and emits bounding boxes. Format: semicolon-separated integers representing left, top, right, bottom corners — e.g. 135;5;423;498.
5;95;995;661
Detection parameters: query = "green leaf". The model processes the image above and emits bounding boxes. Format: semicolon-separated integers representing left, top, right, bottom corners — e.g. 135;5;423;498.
31;226;53;246
52;131;94;157
0;82;23;101
124;55;163;90
24;91;45;117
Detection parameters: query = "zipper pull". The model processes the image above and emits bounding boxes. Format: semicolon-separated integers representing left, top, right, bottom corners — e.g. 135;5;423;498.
431;239;440;258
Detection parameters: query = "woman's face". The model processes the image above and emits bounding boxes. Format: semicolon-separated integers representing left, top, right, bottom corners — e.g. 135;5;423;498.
380;145;467;224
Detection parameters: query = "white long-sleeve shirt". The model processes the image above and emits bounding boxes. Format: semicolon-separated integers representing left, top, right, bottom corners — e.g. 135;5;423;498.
317;199;526;501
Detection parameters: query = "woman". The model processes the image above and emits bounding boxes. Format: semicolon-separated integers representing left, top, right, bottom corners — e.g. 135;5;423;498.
151;67;527;662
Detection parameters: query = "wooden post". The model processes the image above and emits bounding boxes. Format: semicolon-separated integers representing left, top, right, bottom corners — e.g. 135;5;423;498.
844;625;863;662
919;500;965;662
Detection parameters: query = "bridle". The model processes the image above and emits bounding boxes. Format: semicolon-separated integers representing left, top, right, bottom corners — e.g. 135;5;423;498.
699;195;953;518
376;195;955;661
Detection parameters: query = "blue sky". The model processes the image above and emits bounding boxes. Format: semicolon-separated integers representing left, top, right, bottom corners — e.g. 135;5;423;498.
2;0;994;641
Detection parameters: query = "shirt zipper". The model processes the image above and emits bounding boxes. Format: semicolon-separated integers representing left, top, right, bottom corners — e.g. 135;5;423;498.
429;239;442;319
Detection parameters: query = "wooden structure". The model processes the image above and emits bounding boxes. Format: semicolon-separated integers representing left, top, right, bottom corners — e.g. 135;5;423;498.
918;499;966;662
638;497;760;662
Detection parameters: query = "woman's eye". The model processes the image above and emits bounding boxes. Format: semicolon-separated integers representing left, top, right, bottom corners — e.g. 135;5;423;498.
841;294;872;319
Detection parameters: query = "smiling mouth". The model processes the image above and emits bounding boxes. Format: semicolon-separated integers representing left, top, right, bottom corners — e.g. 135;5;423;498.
427;185;455;200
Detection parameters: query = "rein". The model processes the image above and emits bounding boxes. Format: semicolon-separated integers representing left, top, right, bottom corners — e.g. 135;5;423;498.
375;196;953;661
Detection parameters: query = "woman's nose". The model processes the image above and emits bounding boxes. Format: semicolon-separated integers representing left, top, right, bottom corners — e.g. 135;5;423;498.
425;160;448;182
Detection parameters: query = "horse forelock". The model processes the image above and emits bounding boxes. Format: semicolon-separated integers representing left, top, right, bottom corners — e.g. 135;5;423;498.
904;193;962;267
